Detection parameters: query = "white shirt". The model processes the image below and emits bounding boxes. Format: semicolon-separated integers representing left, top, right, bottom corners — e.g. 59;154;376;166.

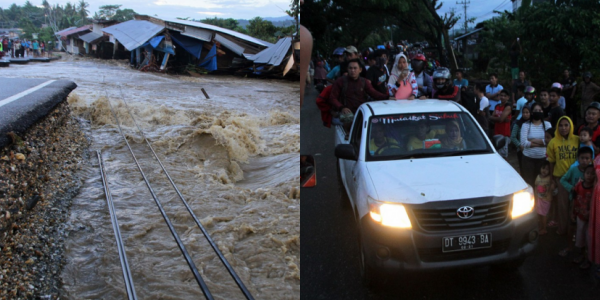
415;72;424;88
520;121;552;159
480;96;490;112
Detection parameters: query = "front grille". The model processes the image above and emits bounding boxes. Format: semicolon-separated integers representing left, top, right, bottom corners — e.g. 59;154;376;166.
411;202;510;232
417;239;511;262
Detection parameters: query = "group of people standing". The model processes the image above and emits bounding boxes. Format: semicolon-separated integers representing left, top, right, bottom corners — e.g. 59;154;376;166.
313;43;600;277
1;37;46;58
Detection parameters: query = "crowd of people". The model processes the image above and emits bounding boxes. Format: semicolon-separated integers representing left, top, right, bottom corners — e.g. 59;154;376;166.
310;43;600;277
1;37;47;59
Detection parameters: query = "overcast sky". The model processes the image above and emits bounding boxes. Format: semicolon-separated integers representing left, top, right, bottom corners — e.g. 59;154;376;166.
0;0;294;20
439;0;514;29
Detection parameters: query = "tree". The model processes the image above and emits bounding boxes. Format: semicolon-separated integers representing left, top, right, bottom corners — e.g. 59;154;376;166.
97;4;121;20
112;8;136;22
78;0;89;24
476;0;600;86
200;17;242;31
247;17;278;43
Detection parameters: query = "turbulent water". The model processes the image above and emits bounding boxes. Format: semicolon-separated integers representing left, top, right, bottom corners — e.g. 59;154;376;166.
2;57;299;299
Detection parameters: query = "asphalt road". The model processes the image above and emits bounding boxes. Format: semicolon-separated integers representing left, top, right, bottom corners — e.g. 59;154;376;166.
300;85;600;299
0;77;77;148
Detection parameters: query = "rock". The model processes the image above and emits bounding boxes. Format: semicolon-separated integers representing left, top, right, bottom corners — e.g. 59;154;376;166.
15;153;25;161
25;195;40;211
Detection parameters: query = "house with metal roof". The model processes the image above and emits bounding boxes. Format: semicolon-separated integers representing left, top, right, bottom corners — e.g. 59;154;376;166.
58;25;92;55
79;20;118;58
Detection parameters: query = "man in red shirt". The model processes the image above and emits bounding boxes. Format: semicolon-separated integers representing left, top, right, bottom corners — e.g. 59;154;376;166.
329;59;389;116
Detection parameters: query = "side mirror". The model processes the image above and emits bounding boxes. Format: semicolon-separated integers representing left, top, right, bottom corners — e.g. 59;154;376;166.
301;155;317;188
335;144;358;161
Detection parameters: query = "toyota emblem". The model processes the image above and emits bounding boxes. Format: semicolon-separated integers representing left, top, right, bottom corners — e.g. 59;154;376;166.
456;206;475;219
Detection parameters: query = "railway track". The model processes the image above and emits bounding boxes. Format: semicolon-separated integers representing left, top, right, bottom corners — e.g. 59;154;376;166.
95;88;254;300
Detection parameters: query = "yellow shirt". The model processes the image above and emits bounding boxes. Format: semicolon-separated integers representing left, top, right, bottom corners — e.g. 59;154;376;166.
369;137;398;155
547;116;579;177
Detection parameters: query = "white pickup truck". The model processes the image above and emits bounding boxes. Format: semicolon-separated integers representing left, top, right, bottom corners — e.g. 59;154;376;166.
334;100;538;287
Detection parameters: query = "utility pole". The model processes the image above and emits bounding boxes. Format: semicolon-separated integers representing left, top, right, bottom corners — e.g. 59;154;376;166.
456;0;470;35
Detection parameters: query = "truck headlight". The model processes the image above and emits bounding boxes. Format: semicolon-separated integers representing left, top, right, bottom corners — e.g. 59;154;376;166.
368;197;412;228
512;187;535;219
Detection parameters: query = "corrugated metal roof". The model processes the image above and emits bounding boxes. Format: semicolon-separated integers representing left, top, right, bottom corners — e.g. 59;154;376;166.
214;34;245;56
182;26;212;42
102;20;164;51
156;16;273;48
55;27;76;36
58;25;91;39
245;37;292;66
79;31;104;44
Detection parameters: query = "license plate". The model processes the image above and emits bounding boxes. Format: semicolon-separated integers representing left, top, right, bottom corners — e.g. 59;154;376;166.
442;233;492;253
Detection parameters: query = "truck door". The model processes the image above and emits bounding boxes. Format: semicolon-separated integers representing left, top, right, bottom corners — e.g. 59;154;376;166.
343;110;364;204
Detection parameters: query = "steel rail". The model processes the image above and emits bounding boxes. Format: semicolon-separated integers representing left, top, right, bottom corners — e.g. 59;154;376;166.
104;91;214;300
97;150;138;300
117;87;254;299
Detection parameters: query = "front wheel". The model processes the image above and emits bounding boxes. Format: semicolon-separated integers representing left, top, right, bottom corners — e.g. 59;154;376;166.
357;224;385;289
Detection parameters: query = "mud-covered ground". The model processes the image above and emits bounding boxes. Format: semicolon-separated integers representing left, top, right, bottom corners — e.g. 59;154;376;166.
0;101;89;299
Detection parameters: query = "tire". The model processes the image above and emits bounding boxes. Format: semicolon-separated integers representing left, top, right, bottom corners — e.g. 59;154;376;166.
337;160;350;210
358;226;385;289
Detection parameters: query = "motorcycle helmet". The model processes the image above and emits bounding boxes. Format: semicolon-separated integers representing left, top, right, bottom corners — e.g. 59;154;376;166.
411;54;427;73
432;67;451;89
412;54;427;62
551;82;563;90
583;72;592;79
524;86;536;94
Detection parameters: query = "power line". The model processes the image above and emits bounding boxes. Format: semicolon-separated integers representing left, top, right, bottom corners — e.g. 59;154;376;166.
456;0;470;35
473;0;511;22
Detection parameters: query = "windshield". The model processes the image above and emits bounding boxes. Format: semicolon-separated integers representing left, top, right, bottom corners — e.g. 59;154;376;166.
366;112;493;161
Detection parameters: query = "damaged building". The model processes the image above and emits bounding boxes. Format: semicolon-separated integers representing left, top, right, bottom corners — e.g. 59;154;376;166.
56;15;299;78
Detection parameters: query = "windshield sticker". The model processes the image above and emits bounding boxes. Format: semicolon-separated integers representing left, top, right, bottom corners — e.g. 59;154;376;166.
375;113;459;124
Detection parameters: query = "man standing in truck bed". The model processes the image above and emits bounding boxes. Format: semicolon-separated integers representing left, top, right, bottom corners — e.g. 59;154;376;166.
329;58;389;118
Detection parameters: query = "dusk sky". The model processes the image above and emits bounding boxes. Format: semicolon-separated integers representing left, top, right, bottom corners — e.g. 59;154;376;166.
0;0;513;28
0;0;294;20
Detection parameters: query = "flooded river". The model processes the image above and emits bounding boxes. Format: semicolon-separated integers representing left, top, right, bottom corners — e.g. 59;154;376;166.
2;57;299;299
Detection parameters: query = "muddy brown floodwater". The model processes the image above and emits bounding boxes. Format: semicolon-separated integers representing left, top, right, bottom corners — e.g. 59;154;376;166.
3;56;300;299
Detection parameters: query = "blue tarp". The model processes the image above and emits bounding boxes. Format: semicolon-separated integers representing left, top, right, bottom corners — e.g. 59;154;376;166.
171;33;203;59
149;36;164;48
139;35;174;55
198;44;217;71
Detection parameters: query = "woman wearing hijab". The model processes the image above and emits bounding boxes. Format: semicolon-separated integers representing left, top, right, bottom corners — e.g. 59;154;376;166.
387;53;418;100
441;120;465;150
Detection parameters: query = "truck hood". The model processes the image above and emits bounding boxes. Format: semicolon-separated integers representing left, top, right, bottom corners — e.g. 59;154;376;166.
365;154;527;204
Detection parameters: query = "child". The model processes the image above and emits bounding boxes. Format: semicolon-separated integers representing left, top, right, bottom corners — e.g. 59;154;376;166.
579;127;595;158
571;164;595;269
571;127;595;167
535;160;554;235
559;147;592;256
547;116;579;236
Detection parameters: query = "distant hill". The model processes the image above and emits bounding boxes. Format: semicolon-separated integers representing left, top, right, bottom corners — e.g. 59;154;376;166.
238;16;295;28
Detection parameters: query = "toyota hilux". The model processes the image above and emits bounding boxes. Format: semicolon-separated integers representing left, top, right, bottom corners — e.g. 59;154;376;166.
334;100;538;287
